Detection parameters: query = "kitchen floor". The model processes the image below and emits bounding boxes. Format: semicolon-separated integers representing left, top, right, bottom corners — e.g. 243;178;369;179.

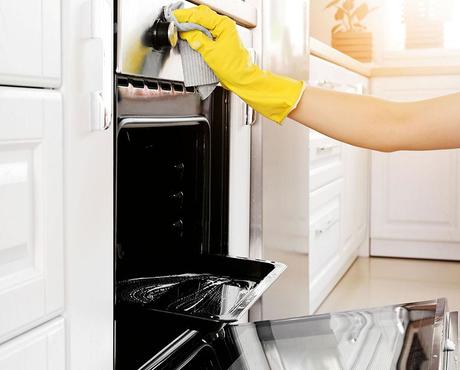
317;257;460;314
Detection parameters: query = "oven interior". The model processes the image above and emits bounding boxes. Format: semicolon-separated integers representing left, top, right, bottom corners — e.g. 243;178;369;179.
114;77;285;369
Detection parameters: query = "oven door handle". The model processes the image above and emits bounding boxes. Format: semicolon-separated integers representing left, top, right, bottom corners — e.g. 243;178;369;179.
87;0;113;131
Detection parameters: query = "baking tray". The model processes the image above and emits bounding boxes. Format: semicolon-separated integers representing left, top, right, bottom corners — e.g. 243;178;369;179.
116;254;286;324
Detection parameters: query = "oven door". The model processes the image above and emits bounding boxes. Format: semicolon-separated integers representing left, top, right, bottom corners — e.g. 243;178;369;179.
213;298;458;370
119;299;458;370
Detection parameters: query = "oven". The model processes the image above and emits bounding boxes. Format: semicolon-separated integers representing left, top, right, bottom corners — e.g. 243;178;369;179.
113;1;459;369
114;1;286;369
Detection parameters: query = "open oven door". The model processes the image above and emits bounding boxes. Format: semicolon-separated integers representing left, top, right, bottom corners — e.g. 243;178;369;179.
128;298;458;370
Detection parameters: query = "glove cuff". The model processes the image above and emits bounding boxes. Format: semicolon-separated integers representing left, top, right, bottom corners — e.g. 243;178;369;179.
235;70;306;124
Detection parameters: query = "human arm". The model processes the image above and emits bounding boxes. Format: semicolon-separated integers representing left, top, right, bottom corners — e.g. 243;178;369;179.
289;88;460;152
175;5;460;152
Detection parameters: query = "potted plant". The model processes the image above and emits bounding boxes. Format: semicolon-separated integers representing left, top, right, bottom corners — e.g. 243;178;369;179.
327;0;376;62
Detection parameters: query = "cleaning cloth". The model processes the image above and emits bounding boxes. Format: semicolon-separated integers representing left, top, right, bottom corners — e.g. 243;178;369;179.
164;2;219;100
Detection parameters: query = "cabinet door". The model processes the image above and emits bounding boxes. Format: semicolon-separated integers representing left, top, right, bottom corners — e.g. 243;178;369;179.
0;0;61;87
309;180;343;313
371;75;460;260
228;29;253;259
0;87;63;344
228;93;251;258
342;143;369;254
0;318;65;370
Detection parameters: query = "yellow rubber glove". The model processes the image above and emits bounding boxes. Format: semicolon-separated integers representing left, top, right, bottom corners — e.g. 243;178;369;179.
174;5;305;124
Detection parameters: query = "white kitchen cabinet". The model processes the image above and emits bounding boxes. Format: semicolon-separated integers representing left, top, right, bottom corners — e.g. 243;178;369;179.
228;30;253;260
0;87;63;345
308;55;370;313
309;131;343;192
0;0;61;88
309;180;343;311
228;95;252;258
63;0;114;368
342;142;369;255
0;318;65;370
371;75;460;260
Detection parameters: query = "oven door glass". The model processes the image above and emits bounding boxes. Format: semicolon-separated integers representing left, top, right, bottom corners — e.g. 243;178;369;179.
216;299;447;370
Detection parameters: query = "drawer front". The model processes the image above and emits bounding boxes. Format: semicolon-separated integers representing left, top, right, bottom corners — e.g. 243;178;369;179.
0;318;65;370
0;0;61;87
310;130;343;192
310;180;343;278
0;87;63;343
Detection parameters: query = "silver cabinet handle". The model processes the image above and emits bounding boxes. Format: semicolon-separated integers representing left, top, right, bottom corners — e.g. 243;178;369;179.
311;80;364;95
316;144;339;153
88;0;113;131
315;218;337;236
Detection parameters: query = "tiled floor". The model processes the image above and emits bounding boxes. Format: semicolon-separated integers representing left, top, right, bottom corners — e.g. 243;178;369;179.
317;257;460;314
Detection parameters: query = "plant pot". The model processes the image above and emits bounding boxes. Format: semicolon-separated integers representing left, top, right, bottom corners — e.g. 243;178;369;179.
331;31;373;63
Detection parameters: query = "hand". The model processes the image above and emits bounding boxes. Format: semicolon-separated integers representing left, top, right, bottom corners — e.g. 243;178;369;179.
174;5;305;124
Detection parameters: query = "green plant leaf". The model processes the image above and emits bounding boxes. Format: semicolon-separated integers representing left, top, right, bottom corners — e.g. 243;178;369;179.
325;0;341;9
353;3;369;21
335;8;345;20
332;24;343;33
343;0;354;11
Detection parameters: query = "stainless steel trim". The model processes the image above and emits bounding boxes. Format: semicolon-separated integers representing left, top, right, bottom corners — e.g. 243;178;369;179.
116;83;202;118
433;298;448;370
187;0;258;28
176;343;221;370
119;116;209;130
444;311;459;370
138;330;199;370
224;258;287;321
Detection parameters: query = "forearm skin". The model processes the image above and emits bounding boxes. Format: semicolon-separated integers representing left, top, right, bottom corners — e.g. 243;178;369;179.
289;87;460;152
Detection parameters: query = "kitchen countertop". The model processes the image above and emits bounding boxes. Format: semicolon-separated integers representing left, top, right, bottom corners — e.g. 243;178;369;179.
310;37;460;78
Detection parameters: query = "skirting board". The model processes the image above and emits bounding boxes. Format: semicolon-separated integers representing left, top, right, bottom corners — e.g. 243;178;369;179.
371;239;460;261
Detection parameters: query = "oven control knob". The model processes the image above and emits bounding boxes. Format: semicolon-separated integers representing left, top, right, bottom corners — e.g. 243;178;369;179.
143;20;178;51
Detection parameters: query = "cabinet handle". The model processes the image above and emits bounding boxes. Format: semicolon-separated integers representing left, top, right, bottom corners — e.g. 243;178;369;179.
88;0;113;131
315;218;337;237
311;80;364;95
317;144;339;153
